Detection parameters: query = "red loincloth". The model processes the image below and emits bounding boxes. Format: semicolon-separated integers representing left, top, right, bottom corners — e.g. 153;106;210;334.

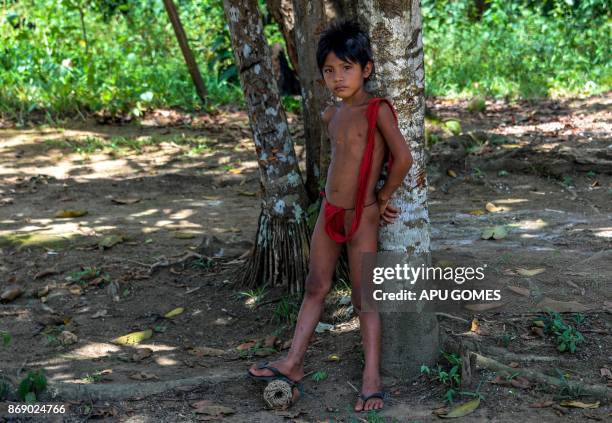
320;97;398;243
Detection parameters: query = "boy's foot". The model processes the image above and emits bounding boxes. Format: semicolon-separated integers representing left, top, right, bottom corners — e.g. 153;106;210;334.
354;374;384;412
248;359;304;384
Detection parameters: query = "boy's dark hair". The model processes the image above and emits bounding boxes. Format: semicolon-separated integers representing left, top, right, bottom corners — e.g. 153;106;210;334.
316;20;374;79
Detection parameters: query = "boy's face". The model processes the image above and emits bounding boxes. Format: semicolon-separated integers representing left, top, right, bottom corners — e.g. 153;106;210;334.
321;51;372;99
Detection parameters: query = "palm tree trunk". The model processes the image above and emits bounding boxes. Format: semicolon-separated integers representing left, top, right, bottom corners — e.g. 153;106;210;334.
222;0;310;294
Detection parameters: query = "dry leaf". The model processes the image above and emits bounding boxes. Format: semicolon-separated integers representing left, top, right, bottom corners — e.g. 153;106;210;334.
112;329;152;345
91;309;108;319
262;335;278;349
530;400;554;408
187;346;226;357
485;202;502;212
600;368;611;380
439;398;480;418
469;209;485;216
58;330;78;345
55;209;88;218
164;307;184;318
236;341;257;351
447;169;457;178
34;269;58;279
111;197;140;205
192;403;235;416
559;400;599;409
326;354;341;362
536;298;593;313
464;302;504;312
99;234;124;249
132;348;153;362
129;371;159;381
1;285;23;302
174;231;197;239
507;286;530;297
516;268;545;277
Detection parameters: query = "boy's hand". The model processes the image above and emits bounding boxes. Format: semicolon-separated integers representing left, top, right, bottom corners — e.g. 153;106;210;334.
377;195;400;225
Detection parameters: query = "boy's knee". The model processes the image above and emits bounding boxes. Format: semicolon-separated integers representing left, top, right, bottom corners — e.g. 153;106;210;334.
305;274;331;300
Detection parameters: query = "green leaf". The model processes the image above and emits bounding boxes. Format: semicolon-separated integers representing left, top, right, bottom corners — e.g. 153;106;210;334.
440;397;481;418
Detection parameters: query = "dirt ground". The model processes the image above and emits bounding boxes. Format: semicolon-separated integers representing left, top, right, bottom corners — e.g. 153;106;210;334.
0;93;610;422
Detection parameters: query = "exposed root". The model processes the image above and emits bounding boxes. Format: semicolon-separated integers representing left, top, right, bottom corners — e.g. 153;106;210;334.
241;210;310;294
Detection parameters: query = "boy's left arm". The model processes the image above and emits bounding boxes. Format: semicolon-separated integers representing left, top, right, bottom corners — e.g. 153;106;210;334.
376;103;414;223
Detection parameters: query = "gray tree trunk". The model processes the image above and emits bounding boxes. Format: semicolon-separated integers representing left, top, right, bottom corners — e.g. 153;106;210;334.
265;0;299;74
356;0;440;380
222;0;310;294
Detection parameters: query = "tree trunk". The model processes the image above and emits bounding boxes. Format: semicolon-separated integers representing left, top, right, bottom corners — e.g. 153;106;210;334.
222;0;310;294
357;0;440;380
265;0;299;74
163;0;207;104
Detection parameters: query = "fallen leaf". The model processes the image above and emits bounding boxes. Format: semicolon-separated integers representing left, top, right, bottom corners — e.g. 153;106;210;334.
508;362;520;368
91;310;108;319
447;169;457;178
485;202;502;213
600;368;612;380
469;209;485;216
516;268;545;277
164;307;184;318
236;341;257;351
326;354;341;362
228;168;242;174
132;348;153;362
174;231;197;239
129;371;159;381
536;298;593;313
470;319;479;332
192;403;235;416
55;209;88;218
187;346;226;357
1;285;23;302
58;330;78;345
69;285;82;296
507;286;530;297
111;197;140;205
237;190;256;197
98;234;124;249
439;398;480;418
464;302;504;312
112;329;152;345
510;376;531;389
559;400;600;409
530;400;554;408
34;269;58;279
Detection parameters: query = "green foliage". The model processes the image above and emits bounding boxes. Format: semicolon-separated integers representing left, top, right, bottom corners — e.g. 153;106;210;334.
311;370;328;382
1;331;11;347
421;351;463;404
423;0;610;99
17;369;47;403
0;0;608;121
273;294;300;324
539;310;586;353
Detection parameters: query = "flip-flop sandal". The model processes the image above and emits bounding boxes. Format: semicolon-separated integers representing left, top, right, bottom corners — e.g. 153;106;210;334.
248;361;305;398
356;391;387;412
247;362;303;384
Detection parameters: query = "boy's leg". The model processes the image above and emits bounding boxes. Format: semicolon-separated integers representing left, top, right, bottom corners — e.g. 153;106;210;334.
249;201;342;386
346;205;383;412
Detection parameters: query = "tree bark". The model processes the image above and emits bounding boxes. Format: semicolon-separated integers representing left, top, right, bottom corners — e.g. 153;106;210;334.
163;0;207;104
222;0;310;294
265;0;299;74
357;0;439;380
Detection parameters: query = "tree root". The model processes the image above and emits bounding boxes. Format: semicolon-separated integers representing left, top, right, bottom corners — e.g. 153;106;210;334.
441;335;611;399
471;352;612;400
43;369;244;401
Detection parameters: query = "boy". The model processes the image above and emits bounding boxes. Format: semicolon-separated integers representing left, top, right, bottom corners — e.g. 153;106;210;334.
249;20;413;412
